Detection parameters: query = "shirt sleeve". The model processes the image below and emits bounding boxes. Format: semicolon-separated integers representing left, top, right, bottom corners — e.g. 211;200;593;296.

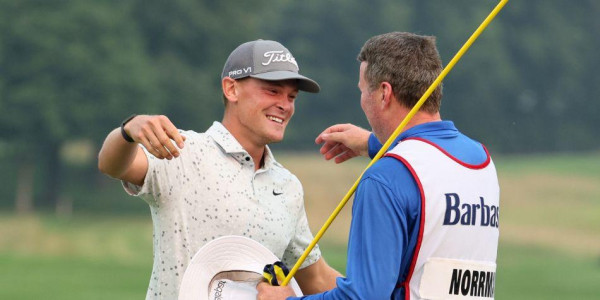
289;173;410;300
367;133;383;159
121;145;182;207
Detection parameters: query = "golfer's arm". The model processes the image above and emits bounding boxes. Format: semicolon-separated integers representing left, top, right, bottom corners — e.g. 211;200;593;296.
294;258;341;294
98;128;148;186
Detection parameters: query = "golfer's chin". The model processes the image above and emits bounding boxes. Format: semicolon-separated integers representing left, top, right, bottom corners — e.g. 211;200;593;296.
263;129;286;144
266;134;285;144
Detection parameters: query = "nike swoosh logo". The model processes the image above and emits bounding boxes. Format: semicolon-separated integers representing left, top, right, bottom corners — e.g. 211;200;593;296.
273;190;283;196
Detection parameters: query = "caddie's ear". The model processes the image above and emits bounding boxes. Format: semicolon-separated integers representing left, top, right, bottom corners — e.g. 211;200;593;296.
222;77;239;103
380;81;394;108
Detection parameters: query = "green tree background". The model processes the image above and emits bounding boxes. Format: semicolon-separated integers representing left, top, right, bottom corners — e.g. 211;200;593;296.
0;0;598;213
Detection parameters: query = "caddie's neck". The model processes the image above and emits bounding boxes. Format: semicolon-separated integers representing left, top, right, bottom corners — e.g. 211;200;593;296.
379;103;442;143
399;104;442;131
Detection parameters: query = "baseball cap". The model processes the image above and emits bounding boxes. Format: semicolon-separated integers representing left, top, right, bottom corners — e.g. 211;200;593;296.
221;40;320;93
178;235;303;300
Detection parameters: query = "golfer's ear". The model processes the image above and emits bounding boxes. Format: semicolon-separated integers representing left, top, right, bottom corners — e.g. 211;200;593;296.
222;77;239;103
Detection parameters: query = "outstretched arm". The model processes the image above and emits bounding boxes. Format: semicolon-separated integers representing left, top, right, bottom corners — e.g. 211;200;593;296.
97;115;185;186
315;124;371;164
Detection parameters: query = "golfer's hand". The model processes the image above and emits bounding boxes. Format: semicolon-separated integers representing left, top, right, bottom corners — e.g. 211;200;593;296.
123;115;186;160
315;124;370;164
256;282;295;300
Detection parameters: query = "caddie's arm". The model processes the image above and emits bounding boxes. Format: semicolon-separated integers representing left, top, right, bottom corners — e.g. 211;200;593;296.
257;258;341;300
97;115;185;186
315;124;371;164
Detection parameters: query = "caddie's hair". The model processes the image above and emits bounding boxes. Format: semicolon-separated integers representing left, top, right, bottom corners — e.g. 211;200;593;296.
357;32;443;113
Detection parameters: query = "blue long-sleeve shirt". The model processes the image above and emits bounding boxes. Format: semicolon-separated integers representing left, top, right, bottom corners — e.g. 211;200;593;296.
291;121;488;299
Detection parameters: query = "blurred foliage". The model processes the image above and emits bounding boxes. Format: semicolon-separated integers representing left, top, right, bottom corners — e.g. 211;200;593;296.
0;0;598;212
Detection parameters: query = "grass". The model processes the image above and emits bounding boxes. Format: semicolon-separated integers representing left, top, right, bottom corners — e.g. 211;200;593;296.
493;153;600;257
0;254;150;300
0;152;599;299
496;243;600;300
0;214;153;300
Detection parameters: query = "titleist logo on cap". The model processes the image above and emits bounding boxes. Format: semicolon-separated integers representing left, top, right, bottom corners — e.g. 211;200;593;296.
262;50;298;67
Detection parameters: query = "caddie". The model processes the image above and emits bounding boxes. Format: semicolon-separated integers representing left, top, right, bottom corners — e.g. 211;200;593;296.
258;32;500;300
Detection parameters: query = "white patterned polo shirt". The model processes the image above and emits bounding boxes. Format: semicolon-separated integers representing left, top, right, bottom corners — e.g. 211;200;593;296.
122;121;321;300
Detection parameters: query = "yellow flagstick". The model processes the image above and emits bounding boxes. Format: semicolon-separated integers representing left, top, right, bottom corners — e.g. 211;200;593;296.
282;0;509;286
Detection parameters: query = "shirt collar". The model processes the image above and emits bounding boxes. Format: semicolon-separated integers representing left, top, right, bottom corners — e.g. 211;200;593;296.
391;120;458;146
206;121;278;170
401;120;457;138
261;144;278;171
206;121;246;154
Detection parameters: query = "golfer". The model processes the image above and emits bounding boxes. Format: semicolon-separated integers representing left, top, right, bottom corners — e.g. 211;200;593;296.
257;32;500;299
98;39;340;299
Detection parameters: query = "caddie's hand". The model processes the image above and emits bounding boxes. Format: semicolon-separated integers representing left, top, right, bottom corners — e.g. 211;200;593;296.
263;261;290;286
315;123;370;164
123;115;186;160
256;282;295;300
